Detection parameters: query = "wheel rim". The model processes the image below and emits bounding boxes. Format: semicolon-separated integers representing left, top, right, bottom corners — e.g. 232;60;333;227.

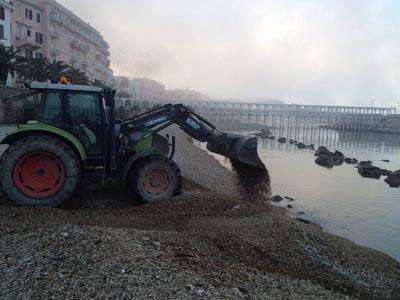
143;169;171;196
13;152;66;199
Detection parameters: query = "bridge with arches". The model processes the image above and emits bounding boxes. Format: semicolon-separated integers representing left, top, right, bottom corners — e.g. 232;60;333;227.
116;98;397;131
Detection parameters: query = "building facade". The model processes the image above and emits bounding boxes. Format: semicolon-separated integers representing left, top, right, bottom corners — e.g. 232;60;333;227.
0;0;12;47
114;76;166;102
164;89;209;102
10;0;112;84
131;78;165;102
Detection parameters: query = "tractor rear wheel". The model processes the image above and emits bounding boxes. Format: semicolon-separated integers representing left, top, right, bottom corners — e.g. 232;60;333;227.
128;155;182;204
0;135;81;207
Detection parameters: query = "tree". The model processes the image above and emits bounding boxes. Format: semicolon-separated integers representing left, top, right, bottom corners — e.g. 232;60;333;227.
18;57;50;82
0;45;22;83
66;67;90;85
91;79;107;88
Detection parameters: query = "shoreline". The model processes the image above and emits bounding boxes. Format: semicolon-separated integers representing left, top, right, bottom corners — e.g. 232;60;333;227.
191;128;400;262
0;126;398;298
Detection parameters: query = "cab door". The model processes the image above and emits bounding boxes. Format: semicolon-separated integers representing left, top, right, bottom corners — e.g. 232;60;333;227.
62;91;105;158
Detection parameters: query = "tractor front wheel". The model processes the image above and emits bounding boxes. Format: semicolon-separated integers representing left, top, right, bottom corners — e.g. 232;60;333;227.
0;135;81;207
128;155;182;204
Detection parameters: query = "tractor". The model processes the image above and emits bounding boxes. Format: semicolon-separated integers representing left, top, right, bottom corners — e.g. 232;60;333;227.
0;81;265;207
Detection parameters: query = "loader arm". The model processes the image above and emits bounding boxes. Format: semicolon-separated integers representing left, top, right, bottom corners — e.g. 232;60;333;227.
120;104;266;169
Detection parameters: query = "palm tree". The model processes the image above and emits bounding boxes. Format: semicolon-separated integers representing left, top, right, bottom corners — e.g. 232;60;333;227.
0;45;22;83
30;57;51;82
18;57;50;82
91;79;106;88
46;59;70;83
66;67;90;85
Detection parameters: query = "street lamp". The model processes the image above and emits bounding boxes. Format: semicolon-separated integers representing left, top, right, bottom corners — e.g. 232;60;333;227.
371;99;375;108
397;101;400;114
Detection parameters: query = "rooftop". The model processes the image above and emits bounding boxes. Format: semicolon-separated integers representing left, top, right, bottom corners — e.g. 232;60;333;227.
29;81;103;92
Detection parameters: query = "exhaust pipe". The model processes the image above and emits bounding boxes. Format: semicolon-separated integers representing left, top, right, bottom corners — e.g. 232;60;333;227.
206;133;266;170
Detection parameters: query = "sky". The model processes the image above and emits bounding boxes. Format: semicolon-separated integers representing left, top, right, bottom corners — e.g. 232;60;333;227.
59;0;400;107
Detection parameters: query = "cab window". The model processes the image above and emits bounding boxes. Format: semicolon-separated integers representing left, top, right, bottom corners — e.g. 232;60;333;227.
64;92;103;156
39;92;62;126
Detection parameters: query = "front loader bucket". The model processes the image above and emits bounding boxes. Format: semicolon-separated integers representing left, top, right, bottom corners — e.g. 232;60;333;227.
207;133;266;170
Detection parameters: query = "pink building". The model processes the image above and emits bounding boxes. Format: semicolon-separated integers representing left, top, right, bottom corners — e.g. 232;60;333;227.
11;0;112;84
131;78;165;102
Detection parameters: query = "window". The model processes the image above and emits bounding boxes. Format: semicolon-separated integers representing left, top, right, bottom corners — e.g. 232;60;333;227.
25;8;32;20
64;92;102;155
0;6;5;20
36;13;41;23
15;25;22;38
39;92;62;127
35;52;42;59
35;32;42;44
27;29;31;37
0;25;3;40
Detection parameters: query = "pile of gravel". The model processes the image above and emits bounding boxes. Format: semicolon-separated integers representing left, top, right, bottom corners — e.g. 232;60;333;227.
0;127;399;298
163;125;272;202
0;224;351;299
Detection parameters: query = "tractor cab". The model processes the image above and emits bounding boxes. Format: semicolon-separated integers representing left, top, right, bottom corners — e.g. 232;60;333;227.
33;82;107;158
8;82;109;159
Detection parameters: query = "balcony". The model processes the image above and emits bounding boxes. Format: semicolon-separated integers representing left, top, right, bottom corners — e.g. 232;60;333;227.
19;36;42;51
71;39;90;54
49;12;61;23
49;30;61;39
50;46;62;56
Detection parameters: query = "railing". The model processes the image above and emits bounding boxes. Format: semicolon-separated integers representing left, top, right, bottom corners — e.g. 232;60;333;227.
49;30;61;39
19;36;42;48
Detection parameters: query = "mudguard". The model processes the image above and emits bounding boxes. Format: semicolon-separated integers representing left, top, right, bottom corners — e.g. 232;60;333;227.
121;133;171;185
0;121;87;161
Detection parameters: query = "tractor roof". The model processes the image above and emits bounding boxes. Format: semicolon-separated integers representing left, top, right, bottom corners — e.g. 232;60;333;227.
28;81;103;93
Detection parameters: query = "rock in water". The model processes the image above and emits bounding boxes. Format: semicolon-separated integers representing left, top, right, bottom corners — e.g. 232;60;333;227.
385;171;400;188
333;150;344;160
315;155;334;168
297;143;306;149
278;137;287;143
380;169;392;176
314;146;331;157
357;161;382;179
344;158;353;164
314;147;345;168
230;159;271;203
271;195;284;202
254;128;272;139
